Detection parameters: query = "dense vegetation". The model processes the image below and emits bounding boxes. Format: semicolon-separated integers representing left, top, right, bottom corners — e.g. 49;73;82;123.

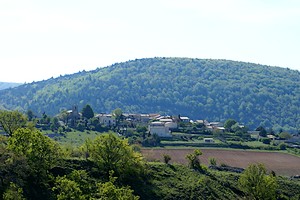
0;111;299;199
0;58;299;132
1;127;300;199
0;82;21;90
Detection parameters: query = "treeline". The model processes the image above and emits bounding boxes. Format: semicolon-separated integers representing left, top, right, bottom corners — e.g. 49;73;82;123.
0;58;300;132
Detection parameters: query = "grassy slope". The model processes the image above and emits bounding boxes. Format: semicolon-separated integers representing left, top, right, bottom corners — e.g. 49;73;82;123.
136;162;300;200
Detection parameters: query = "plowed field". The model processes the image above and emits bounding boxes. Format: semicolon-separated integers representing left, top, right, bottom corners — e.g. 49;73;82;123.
141;149;300;176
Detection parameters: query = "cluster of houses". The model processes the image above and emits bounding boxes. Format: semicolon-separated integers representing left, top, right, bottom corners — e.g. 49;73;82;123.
95;113;177;137
59;106;300;147
94;112;225;139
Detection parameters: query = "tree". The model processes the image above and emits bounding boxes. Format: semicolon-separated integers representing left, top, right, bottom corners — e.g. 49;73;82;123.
279;132;292;140
0;110;27;136
112;108;123;127
82;104;94;119
50;117;60;131
2;182;25;200
95;171;139;200
163;154;171;164
142;133;161;147
256;126;267;137
261;138;271;144
224;119;237;132
186;149;202;171
40;112;51;125
7;128;61;177
136;125;148;135
279;143;287;150
238;163;277;200
52;176;85;200
86;132;144;181
26;110;34;121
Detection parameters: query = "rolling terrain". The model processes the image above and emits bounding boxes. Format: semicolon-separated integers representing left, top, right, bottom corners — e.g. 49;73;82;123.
0;82;22;90
0;57;299;131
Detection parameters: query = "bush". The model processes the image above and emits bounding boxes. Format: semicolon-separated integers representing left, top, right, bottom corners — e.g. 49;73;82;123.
209;157;217;166
186;149;202;171
279;143;287;150
163;154;171;164
261;138;271;144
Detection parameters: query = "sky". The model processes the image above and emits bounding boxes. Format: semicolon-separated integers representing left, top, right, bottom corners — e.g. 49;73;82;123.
1;0;300;83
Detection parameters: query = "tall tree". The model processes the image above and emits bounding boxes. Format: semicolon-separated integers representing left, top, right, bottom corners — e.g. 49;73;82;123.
81;104;94;119
85;132;144;181
186;149;202;171
7;128;61;177
112;108;123;127
238;163;277;200
224;119;237;132
256;126;267;137
26;110;34;121
0;110;27;136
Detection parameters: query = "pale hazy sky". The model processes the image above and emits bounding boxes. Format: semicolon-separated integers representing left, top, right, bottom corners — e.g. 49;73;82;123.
1;0;300;83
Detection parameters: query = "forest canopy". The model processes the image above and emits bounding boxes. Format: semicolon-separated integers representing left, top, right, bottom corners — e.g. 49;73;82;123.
0;57;299;132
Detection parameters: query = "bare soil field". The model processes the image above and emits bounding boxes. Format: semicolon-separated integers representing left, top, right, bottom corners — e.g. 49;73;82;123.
141;148;300;176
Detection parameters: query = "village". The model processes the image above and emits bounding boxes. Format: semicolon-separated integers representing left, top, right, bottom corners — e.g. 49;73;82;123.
52;105;300;149
1;105;299;150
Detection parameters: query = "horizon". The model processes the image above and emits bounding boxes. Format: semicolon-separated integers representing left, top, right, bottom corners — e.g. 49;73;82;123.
1;57;300;84
1;0;300;83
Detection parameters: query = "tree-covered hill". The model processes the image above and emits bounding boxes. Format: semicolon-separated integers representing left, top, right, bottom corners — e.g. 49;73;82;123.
0;82;22;90
0;57;299;132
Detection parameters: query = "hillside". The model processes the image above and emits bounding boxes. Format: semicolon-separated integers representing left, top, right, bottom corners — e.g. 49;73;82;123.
0;57;299;132
0;82;22;90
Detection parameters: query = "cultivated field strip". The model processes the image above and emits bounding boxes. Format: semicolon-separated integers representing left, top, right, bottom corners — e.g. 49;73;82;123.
141;149;300;176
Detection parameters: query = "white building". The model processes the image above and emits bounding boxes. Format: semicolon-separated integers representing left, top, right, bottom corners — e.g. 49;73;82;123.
165;122;178;129
96;114;116;126
180;116;190;123
148;121;172;137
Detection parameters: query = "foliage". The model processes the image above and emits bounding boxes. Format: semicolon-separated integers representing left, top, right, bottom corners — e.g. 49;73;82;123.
112;108;123;126
50;117;60;131
2;182;25;200
238;163;277;200
261;138;271;144
0;112;299;199
163;154;171;164
142;133;161;147
136;125;147;134
224;119;237;132
279;132;292;140
7;128;61;175
26;110;34;121
53;176;85;200
0;110;27;136
209;157;217;166
85;132;144;181
256;126;267;137
95;171;139;200
81;104;94;119
0;58;299;132
279;143;287;150
186;149;202;171
145;163;242;200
